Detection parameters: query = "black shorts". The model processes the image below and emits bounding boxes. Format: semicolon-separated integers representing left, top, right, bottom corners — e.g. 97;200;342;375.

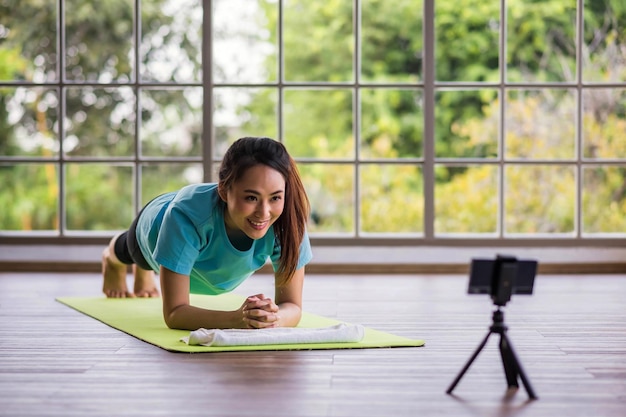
113;203;154;271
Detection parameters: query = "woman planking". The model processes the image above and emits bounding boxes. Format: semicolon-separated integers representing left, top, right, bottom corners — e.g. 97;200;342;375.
101;137;312;331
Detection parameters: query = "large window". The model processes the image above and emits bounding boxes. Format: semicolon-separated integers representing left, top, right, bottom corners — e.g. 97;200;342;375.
1;0;625;245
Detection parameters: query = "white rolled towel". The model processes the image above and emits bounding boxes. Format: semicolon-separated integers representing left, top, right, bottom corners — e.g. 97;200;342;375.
181;323;365;347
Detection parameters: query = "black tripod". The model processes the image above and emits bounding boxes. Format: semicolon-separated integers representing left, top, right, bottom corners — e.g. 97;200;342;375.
446;307;538;399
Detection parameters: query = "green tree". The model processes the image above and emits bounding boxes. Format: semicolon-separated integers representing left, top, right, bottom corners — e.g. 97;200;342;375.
0;0;202;230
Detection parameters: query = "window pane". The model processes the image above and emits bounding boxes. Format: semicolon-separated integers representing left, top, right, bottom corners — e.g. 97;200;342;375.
436;0;499;82
583;88;626;159
507;0;576;82
65;163;133;230
213;0;278;83
361;88;423;159
0;164;58;231
214;87;278;158
283;1;353;82
505;165;575;235
141;0;202;83
65;0;133;82
505;89;576;160
435;165;498;234
141;163;202;206
299;163;354;234
0;87;59;157
583;166;626;234
283;89;353;158
140;88;202;157
435;89;499;158
360;164;423;234
583;1;626;82
0;1;57;81
361;0;423;83
65;87;135;157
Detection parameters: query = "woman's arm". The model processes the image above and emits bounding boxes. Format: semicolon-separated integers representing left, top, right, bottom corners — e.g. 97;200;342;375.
160;265;305;330
273;266;304;327
160;266;247;330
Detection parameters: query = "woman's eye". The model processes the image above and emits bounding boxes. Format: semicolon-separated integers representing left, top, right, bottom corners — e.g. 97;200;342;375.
245;196;257;202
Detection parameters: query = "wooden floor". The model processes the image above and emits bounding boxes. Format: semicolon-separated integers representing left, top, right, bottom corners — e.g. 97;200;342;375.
0;271;625;417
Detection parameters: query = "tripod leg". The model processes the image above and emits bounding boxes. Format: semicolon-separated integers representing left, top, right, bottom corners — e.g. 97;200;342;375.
499;335;519;388
446;331;492;394
500;333;538;399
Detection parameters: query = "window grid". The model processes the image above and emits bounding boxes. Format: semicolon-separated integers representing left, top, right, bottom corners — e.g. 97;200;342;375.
1;0;625;246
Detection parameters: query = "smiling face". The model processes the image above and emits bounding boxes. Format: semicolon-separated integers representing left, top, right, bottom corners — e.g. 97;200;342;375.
219;164;286;240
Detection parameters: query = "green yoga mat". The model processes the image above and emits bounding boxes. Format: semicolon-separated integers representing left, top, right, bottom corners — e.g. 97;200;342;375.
57;294;425;353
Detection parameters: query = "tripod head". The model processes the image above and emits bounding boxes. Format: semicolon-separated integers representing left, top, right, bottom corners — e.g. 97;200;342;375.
467;254;538;307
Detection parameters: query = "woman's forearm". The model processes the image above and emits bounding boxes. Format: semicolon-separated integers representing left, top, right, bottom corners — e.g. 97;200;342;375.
164;303;244;330
165;302;299;330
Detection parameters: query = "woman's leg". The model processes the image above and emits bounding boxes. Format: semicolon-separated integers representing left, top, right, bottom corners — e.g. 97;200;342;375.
103;195;162;298
125;217;160;298
102;233;134;298
132;265;159;298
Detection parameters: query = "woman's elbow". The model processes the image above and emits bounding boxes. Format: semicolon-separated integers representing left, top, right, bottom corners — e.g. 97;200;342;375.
281;304;302;328
163;312;178;329
162;305;185;330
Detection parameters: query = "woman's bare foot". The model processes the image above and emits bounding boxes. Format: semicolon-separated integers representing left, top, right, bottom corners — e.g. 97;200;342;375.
102;245;134;298
133;265;160;298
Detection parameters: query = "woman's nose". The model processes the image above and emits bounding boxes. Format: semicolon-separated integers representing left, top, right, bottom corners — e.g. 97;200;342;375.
257;200;270;216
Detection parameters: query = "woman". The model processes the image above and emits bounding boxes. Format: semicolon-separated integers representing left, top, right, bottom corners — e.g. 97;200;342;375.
101;137;312;330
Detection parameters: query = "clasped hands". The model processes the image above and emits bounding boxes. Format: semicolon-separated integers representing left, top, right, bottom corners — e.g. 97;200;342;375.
240;293;280;329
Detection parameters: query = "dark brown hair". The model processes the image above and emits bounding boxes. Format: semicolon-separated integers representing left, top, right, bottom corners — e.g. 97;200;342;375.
218;137;310;285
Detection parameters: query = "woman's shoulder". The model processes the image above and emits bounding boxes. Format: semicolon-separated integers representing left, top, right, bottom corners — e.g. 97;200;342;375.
170;183;218;207
176;183;218;198
169;183;221;224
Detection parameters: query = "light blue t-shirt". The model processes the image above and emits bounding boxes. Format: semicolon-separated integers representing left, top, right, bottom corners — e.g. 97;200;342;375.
135;183;313;295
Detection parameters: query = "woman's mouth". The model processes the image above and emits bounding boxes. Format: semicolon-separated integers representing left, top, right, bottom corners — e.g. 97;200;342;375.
248;218;269;230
